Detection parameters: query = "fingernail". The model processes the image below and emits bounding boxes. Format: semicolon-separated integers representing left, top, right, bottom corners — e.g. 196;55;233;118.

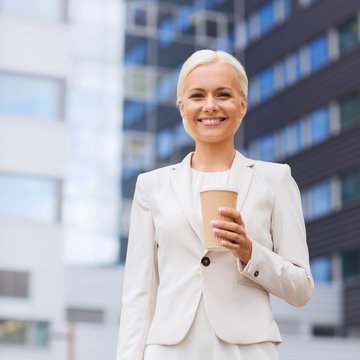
210;220;217;225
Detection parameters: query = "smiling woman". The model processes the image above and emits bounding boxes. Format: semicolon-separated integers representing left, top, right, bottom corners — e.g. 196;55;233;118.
117;50;314;360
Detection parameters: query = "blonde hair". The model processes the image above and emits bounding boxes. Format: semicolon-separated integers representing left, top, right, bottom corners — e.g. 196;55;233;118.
176;49;248;138
176;49;248;105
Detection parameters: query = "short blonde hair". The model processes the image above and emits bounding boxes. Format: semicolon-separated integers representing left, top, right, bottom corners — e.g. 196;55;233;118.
176;49;248;138
176;49;248;106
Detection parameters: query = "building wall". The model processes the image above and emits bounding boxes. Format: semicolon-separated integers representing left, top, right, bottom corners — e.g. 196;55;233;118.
0;11;68;359
243;0;360;337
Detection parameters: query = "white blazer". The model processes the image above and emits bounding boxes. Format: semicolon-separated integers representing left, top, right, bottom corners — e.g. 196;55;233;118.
116;151;314;360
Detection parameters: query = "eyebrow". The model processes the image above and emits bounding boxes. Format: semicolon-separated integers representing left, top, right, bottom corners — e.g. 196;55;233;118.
188;87;233;92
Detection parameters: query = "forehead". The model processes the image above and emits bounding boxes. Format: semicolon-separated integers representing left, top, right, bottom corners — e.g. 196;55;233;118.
183;62;238;91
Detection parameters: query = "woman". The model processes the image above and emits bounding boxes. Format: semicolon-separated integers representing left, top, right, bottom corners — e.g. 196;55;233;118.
117;50;314;360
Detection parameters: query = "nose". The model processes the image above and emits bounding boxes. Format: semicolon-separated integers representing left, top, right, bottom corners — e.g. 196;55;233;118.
203;95;218;112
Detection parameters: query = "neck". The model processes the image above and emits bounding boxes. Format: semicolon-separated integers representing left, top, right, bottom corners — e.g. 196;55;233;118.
191;138;235;172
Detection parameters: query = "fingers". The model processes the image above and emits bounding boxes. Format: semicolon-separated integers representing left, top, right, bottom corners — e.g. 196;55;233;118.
218;207;244;226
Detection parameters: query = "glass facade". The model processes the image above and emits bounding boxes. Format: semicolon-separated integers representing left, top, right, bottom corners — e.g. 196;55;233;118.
308;181;332;220
342;250;360;283
310;256;332;283
341;170;360;205
339;93;360;129
0;174;59;222
0;73;62;120
338;17;359;55
308;107;330;145
309;35;329;72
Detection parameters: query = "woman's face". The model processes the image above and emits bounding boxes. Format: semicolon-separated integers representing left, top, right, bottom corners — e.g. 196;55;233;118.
179;61;246;145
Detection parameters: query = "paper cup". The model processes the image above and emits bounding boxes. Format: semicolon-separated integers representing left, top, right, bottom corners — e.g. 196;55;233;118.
200;185;238;251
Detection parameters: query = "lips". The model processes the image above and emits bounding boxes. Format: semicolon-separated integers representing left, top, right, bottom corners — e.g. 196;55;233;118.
197;117;226;126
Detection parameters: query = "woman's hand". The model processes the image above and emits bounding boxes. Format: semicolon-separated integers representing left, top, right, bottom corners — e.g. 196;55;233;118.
211;207;252;265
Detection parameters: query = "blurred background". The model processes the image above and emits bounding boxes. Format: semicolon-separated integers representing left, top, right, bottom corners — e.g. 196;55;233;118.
0;0;359;359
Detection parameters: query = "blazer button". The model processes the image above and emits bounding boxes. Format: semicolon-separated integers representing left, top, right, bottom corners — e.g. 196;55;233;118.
201;257;210;266
254;270;259;277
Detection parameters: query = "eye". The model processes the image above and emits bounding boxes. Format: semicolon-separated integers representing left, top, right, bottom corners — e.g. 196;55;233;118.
189;93;204;99
217;92;231;98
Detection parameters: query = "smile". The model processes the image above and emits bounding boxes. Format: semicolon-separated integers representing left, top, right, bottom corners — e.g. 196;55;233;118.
198;117;226;126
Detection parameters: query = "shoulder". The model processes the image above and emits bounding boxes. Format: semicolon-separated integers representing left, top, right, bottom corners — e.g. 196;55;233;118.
242;154;291;188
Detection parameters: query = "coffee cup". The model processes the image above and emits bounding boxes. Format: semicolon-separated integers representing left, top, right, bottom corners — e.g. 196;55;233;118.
200;185;238;251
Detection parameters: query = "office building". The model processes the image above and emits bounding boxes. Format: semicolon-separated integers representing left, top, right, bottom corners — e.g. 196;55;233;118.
241;0;360;337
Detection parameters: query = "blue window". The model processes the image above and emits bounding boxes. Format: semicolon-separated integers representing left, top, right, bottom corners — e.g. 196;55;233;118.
311;256;332;283
245;18;252;44
281;120;303;157
0;175;59;222
0;73;61;119
123;101;147;128
174;121;193;147
309;35;329;72
280;58;288;87
308;107;330;145
124;42;147;65
258;67;275;101
281;0;291;19
157;74;176;103
158;19;175;47
156;129;174;160
258;2;275;36
308;181;332;219
257;133;276;161
176;6;192;33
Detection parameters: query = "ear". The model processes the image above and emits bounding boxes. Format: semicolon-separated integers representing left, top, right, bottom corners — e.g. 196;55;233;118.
178;100;186;119
240;96;247;118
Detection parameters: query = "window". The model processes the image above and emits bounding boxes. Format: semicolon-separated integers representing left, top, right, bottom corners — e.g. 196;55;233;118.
308;181;332;219
0;0;64;22
157;73;177;103
0;175;59;222
206;20;218;38
308;107;330;145
0;73;62;119
124;36;148;65
244;0;291;45
338;17;359;55
309;35;329;72
281;120;303;157
123;101;147;129
0;270;29;298
67;308;104;323
257;133;276;161
258;67;275;101
158;17;176;47
339;93;360;129
310;256;332;282
156;128;174;160
0;320;49;347
342;249;360;283
176;6;194;35
258;2;275;36
122;132;154;169
312;325;337;337
341;170;360;205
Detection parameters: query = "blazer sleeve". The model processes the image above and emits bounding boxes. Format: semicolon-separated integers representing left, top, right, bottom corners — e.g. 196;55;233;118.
238;164;314;307
116;174;159;360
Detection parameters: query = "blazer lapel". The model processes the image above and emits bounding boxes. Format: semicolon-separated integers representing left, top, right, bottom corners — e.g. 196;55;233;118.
170;153;203;241
228;151;255;211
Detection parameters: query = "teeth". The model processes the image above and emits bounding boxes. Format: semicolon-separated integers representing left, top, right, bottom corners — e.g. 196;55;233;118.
202;119;222;124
